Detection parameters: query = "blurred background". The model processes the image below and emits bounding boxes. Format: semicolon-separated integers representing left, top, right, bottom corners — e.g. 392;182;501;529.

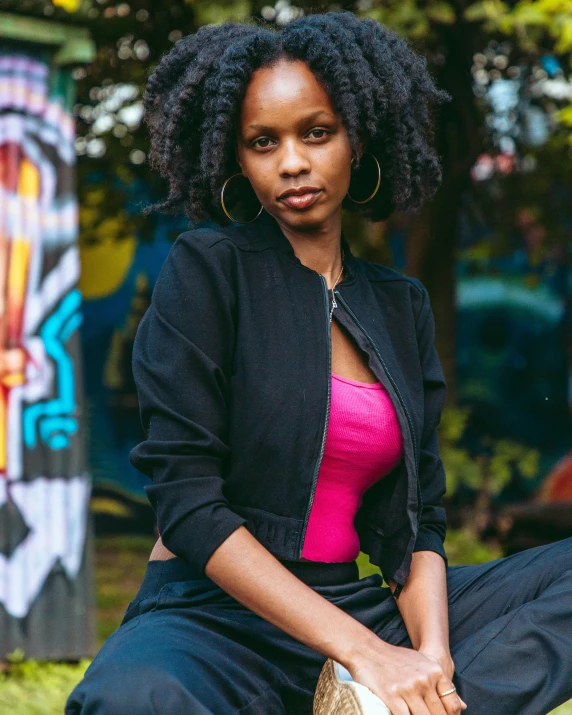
0;0;571;712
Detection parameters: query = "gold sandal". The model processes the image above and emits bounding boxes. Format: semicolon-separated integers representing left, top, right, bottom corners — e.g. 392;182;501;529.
313;658;392;715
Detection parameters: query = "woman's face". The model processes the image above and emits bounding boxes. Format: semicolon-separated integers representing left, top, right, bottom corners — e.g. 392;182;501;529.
236;58;353;232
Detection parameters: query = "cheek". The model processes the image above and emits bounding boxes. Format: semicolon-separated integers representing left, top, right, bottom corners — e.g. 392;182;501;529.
240;158;274;199
318;145;352;194
250;166;276;200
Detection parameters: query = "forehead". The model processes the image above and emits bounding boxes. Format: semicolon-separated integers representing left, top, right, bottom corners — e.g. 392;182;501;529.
239;58;335;128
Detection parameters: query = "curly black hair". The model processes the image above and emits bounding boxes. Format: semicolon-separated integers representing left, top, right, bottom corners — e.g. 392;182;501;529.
142;11;450;224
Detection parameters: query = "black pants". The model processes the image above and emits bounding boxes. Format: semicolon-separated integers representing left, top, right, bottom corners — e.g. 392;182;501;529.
66;536;572;715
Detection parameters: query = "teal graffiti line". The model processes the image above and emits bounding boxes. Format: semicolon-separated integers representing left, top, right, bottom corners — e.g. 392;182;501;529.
23;289;82;449
59;311;83;344
39;416;79;450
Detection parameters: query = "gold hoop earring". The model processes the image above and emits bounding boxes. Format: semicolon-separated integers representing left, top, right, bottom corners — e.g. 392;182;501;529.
347;153;381;204
220;173;264;224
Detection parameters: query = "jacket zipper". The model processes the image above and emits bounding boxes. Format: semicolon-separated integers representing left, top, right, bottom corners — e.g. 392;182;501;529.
299;274;332;554
334;290;418;471
334;290;420;599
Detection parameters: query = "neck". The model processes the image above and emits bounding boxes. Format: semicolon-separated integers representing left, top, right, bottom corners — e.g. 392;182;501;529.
273;207;344;290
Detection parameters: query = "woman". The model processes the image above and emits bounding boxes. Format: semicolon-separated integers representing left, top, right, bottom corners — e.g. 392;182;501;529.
66;12;572;715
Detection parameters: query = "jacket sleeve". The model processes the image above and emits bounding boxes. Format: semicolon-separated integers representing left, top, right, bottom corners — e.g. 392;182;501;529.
411;280;449;567
128;230;247;572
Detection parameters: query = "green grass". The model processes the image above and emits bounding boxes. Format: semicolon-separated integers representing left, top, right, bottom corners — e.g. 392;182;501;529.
0;658;91;715
1;531;571;714
94;535;156;645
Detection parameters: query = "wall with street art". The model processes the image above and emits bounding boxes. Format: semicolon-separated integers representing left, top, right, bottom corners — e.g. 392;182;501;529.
0;46;93;659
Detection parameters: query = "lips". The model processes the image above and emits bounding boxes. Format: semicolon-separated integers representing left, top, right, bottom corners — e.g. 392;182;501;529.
278;188;322;210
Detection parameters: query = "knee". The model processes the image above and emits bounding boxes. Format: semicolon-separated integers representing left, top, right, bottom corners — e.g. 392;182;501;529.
66;670;151;715
66;664;206;715
549;536;572;566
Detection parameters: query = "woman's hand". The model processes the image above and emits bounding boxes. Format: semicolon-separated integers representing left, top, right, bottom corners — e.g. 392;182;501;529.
346;641;467;715
419;647;467;712
417;646;456;686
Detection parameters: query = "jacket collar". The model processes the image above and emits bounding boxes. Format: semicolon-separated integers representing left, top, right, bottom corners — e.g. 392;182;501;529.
245;209;358;286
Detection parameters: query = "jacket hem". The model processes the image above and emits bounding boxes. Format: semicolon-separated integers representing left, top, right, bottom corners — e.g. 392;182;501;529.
232;504;309;560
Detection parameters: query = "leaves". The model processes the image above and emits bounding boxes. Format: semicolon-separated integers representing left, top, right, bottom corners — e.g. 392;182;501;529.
52;0;83;11
0;657;91;715
439;406;541;497
426;2;456;25
554;17;572;52
511;3;551;26
191;0;253;26
463;0;510;24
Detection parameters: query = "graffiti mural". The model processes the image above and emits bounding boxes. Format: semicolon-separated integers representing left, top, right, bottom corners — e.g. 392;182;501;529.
79;176;187;530
0;49;92;656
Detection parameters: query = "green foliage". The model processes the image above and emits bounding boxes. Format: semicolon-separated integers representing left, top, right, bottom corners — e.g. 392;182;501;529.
362;0;572;56
94;535;155;644
0;655;91;715
426;2;456;25
462;0;512;30
2;0;92;21
192;0;253;26
553;704;572;714
438;406;540;496
443;527;503;564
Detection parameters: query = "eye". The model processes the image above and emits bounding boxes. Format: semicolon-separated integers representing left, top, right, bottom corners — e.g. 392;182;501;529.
251;137;275;149
307;128;330;140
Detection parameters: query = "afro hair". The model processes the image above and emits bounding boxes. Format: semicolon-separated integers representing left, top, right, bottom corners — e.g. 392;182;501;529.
142;11;450;225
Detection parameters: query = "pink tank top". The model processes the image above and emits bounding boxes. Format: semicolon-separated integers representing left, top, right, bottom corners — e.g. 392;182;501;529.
300;372;404;562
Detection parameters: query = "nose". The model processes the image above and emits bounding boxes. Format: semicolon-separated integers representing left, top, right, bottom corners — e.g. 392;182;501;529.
278;138;311;177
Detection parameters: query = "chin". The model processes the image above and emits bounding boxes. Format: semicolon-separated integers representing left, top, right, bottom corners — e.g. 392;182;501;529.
278;205;338;231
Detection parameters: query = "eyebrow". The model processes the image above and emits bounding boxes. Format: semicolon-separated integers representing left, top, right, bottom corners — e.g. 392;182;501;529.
245;110;336;132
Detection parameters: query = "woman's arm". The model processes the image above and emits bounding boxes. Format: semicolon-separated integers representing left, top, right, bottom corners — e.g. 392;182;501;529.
129;230;248;572
409;280;449;578
388;551;456;681
388;281;458;678
205;525;384;664
205;526;466;715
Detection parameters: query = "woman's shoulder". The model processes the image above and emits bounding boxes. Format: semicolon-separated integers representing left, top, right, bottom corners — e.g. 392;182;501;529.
150;224;246;315
173;222;257;256
161;223;248;287
356;258;434;337
357;257;428;299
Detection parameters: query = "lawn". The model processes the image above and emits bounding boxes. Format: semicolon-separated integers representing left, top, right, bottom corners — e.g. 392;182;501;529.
1;531;571;714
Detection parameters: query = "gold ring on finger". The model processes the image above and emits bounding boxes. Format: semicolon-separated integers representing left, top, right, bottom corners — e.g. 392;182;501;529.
438;687;457;697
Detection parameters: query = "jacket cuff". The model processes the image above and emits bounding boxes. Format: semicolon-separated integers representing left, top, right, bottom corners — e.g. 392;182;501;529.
188;510;248;572
413;527;449;568
145;483;248;572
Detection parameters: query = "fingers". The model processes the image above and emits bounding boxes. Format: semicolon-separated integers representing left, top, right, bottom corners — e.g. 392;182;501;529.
442;692;467;714
425;690;463;715
429;675;466;715
386;700;413;715
404;694;436;714
384;689;464;715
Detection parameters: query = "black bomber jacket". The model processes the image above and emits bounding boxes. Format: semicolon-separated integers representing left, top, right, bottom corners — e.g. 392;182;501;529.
129;210;449;599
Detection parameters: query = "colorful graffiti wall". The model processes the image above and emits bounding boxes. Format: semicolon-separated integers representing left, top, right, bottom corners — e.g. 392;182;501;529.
0;47;93;658
79;178;187;530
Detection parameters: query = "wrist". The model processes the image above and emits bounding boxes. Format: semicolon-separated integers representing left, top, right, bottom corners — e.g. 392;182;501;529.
418;641;451;659
337;626;394;671
418;643;455;680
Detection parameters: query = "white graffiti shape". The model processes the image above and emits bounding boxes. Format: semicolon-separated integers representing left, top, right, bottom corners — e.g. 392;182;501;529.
0;477;90;619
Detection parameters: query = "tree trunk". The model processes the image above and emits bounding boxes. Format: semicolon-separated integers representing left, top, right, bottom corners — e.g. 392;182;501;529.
406;15;484;404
